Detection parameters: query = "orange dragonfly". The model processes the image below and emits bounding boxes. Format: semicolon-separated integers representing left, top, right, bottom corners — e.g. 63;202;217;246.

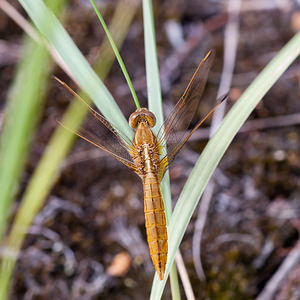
57;50;224;280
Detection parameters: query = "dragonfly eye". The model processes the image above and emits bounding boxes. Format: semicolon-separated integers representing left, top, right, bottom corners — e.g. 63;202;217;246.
129;108;156;129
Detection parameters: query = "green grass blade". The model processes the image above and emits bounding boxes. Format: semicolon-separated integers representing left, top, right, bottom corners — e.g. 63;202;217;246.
150;31;300;300
0;43;49;243
0;0;67;245
89;0;140;109
142;0;164;133
142;0;180;298
18;0;132;138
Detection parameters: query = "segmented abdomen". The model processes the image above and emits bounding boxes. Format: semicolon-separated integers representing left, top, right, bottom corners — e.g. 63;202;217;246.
143;173;168;280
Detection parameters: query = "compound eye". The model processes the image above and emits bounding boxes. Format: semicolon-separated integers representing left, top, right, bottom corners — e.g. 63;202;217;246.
144;111;156;127
129;111;140;129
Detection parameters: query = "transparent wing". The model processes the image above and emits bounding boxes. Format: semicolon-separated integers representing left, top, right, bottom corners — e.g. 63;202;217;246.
56;78;136;171
157;50;215;175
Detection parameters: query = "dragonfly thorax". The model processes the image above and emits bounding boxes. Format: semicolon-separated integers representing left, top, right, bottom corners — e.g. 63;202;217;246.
129;108;156;129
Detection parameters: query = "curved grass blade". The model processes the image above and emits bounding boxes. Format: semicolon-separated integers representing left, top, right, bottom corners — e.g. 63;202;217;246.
18;0;132;138
150;31;300;300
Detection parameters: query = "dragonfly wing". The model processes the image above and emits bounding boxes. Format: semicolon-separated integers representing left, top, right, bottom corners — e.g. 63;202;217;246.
72;117;136;170
157;50;215;172
56;78;136;171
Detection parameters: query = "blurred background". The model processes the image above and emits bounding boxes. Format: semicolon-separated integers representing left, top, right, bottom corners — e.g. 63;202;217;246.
1;0;300;299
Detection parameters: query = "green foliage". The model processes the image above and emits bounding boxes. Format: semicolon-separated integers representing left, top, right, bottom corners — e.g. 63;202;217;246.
0;0;67;248
0;0;137;298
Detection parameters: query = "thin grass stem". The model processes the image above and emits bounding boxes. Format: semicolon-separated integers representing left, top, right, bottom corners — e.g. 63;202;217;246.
89;0;140;109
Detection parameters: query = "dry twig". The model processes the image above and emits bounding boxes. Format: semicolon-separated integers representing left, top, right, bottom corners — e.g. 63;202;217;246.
175;251;196;300
256;241;300;300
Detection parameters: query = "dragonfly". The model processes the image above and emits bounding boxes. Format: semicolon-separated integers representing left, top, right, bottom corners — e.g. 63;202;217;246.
57;49;225;280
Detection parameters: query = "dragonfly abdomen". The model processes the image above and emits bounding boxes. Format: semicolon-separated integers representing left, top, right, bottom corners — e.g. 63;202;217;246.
143;173;168;280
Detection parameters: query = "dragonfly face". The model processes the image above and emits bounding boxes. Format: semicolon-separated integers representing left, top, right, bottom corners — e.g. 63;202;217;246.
129;107;156;129
129;109;159;157
57;49;224;280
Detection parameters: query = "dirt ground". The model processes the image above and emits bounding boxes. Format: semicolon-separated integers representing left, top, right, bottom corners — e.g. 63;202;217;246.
1;0;300;299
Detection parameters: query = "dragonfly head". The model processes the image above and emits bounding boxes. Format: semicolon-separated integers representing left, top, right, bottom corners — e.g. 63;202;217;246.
129;108;156;129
